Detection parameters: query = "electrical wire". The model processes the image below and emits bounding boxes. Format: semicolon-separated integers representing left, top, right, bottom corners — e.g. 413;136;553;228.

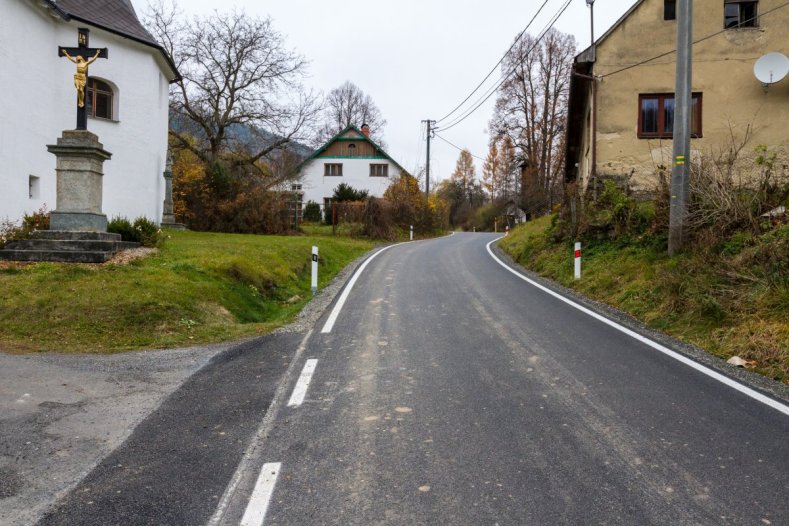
437;0;574;133
435;0;553;124
601;2;789;78
434;133;486;162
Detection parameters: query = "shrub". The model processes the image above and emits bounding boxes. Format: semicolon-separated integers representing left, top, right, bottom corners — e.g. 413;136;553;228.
107;217;136;241
0;206;50;248
303;200;321;222
108;216;166;247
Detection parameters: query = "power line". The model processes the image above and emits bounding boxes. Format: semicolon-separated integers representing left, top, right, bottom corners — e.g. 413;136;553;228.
434;133;486;162
437;0;573;133
436;0;553;124
602;1;789;79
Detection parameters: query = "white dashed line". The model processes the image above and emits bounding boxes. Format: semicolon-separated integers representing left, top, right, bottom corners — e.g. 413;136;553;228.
486;238;789;417
239;462;281;526
287;359;318;407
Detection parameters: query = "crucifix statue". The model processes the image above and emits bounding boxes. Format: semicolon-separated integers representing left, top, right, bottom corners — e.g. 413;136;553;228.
58;28;108;130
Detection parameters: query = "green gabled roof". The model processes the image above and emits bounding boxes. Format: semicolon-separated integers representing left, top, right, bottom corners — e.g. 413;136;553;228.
299;125;407;173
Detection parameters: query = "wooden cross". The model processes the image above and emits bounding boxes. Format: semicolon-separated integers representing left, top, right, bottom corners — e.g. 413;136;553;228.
58;28;108;130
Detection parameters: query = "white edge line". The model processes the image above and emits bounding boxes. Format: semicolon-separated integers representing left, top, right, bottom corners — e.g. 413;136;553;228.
286;359;318;407
321;243;404;333
239;462;281;526
207;329;313;526
485;238;789;417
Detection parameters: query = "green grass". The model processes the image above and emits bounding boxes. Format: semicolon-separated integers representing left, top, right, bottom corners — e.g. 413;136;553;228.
500;216;789;383
0;230;373;354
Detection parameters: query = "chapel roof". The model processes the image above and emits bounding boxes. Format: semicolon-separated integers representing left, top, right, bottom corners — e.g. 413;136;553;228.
42;0;179;80
54;0;159;47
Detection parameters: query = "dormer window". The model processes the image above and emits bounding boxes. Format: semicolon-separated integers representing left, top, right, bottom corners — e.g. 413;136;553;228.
348;143;356;156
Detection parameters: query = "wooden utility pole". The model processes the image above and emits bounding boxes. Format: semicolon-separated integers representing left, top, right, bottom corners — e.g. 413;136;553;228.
669;0;693;255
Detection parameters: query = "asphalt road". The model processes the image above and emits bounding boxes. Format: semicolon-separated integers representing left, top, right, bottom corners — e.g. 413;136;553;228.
39;233;788;525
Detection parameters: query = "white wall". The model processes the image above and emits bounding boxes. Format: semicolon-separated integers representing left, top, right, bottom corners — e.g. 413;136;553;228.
300;158;402;208
0;1;170;224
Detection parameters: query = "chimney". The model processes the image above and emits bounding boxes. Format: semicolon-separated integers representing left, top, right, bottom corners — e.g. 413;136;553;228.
361;123;370;137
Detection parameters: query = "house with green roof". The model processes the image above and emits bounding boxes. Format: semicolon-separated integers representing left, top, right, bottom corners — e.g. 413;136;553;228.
298;124;406;213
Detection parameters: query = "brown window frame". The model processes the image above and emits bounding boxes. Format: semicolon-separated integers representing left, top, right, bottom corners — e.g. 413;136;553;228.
86;78;114;120
369;163;389;177
724;1;758;29
638;93;703;139
324;163;343;177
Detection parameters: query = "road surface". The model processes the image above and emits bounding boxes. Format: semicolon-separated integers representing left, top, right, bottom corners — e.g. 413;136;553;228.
40;233;789;525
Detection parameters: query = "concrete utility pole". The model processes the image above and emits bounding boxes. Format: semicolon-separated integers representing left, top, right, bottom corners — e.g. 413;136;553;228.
423;120;436;199
669;0;693;255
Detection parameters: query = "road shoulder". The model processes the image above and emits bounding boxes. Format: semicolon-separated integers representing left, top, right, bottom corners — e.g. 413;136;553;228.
489;240;789;405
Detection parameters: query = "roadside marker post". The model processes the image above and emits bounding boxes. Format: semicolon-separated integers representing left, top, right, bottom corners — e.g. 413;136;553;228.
505;225;510;236
574;242;582;280
410;225;414;241
311;246;318;296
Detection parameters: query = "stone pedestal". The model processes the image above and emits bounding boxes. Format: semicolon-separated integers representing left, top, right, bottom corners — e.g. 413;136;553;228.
47;130;112;232
0;130;134;263
160;153;186;230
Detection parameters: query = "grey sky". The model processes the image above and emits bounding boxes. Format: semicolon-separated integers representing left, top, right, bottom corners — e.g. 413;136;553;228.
132;0;634;184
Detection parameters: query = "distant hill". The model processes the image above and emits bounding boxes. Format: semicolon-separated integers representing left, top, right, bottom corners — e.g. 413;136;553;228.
170;115;314;160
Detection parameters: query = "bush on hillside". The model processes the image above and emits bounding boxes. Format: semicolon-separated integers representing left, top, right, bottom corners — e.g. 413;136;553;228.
302;200;321;222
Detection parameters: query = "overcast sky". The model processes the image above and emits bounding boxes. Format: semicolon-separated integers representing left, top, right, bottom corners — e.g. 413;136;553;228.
131;0;634;184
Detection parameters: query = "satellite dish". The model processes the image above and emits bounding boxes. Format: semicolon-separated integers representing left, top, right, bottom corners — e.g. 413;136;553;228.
753;52;789;85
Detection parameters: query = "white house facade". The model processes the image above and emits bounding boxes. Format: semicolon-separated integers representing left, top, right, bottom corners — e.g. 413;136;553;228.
298;125;406;211
0;0;179;224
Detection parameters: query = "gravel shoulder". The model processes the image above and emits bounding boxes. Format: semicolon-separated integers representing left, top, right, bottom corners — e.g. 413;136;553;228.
0;247;372;526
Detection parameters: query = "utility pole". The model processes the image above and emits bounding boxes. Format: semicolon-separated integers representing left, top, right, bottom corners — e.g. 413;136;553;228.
668;0;693;255
422;119;436;199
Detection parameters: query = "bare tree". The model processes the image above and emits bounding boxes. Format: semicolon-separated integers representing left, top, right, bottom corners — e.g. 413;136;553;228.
316;81;387;146
491;28;576;209
144;2;320;182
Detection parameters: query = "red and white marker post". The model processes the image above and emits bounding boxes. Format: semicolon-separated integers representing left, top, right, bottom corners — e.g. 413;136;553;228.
574;242;581;280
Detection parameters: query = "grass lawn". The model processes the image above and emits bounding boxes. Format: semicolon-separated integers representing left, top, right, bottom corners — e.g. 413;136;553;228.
500;216;789;383
0;230;373;353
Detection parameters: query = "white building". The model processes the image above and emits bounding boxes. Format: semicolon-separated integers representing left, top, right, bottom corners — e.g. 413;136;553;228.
0;0;179;224
298;125;406;211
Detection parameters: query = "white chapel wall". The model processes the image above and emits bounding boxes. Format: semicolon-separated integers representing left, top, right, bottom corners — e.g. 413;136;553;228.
0;1;169;225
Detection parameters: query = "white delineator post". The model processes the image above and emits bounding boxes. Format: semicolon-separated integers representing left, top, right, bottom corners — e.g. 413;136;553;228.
311;246;319;296
410;225;414;241
574;242;582;280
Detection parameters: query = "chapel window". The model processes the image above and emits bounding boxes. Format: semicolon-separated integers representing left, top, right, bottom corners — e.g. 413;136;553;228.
724;1;758;28
86;78;114;120
638;93;702;139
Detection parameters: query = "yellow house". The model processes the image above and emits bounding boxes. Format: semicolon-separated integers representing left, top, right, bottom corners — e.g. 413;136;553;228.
565;0;789;195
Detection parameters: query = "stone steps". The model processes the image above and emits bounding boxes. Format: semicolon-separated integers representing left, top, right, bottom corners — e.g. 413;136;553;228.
0;249;114;263
6;239;139;252
0;231;140;263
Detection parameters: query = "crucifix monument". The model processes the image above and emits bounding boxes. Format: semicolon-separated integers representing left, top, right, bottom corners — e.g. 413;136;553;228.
48;27;113;232
59;28;108;130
